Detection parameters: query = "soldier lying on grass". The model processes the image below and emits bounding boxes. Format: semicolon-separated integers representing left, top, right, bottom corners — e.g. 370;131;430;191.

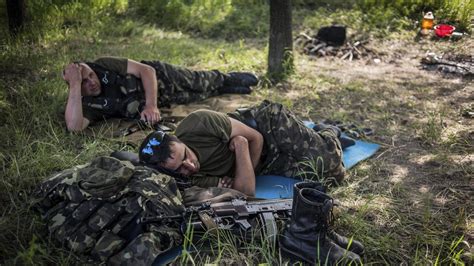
138;100;346;196
62;56;258;132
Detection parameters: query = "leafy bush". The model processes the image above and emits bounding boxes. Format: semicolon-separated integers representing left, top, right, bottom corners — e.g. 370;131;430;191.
356;0;474;32
299;0;472;37
300;7;413;38
129;0;269;38
16;0;128;43
132;0;232;30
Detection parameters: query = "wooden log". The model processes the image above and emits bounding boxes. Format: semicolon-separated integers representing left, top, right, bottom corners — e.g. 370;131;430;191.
309;43;326;53
341;51;352;60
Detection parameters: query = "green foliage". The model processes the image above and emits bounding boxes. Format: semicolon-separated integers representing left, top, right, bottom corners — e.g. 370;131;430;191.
301;7;414;38
23;0;127;41
356;0;474;32
130;0;269;39
14;235;47;265
132;0;232;30
298;0;473;37
293;0;357;9
16;0;472;43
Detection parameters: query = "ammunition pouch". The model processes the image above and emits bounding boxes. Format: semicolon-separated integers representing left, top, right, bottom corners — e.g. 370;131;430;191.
83;62;145;119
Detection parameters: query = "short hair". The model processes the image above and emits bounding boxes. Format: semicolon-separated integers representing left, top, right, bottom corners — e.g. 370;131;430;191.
138;130;180;165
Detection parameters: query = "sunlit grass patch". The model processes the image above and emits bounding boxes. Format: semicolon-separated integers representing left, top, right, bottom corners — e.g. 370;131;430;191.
414;103;470;150
416;111;446;145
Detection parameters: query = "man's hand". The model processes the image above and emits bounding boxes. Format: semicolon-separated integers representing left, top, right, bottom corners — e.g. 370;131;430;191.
64;62;90;132
140;105;161;124
127;60;160;123
218;176;234;188
63;63;82;88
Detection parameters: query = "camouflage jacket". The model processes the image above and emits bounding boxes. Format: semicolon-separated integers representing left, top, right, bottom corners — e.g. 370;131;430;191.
33;156;185;265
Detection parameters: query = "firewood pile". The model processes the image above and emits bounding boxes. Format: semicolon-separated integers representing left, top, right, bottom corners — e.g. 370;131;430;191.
421;53;474;77
295;32;379;61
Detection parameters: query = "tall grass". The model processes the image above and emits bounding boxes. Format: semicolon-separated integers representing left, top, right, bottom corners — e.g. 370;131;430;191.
1;1;267;263
130;0;269;39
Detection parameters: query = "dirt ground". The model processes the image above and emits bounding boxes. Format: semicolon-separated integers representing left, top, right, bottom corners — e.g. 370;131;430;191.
298;37;473;258
291;37;473;262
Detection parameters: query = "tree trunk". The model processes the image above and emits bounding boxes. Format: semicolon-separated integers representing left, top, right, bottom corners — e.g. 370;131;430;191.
268;0;293;81
6;0;26;35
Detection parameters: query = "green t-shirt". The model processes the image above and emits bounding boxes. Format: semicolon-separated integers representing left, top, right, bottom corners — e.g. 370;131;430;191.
176;110;235;187
82;57;129;122
94;56;128;75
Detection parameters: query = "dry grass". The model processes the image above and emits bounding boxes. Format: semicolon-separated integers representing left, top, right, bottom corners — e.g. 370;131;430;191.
276;35;474;265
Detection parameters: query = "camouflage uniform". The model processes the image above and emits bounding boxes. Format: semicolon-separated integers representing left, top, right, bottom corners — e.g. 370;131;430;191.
34;156;184;265
141;60;225;107
83;57;227;122
229;100;345;182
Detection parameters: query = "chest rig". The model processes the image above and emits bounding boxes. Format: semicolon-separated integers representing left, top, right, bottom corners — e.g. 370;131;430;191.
83;63;145;119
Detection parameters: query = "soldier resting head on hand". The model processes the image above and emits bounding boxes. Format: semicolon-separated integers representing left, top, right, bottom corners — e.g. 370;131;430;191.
62;56;258;132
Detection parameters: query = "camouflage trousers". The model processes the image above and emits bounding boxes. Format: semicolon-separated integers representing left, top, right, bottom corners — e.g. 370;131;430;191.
142;60;225;108
231;100;345;182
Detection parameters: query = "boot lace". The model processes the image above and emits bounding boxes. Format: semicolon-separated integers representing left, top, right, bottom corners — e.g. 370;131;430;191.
315;198;334;235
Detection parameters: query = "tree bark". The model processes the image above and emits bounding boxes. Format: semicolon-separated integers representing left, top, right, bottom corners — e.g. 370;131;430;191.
6;0;26;35
268;0;293;81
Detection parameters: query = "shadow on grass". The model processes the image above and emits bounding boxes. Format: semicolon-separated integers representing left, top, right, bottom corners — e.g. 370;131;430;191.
278;60;472;263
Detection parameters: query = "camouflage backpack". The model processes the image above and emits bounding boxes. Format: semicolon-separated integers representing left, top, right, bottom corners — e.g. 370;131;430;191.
34;156;185;265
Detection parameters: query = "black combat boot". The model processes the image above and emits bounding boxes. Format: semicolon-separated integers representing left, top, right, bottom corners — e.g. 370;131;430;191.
280;188;361;264
224;72;258;87
218;85;252;95
293;181;365;255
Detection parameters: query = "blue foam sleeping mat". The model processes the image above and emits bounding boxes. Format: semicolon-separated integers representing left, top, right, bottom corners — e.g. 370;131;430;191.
153;121;380;265
254;121;380;199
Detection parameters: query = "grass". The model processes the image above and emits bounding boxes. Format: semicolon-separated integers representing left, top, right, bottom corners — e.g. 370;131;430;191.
1;0;473;265
416;111;446;145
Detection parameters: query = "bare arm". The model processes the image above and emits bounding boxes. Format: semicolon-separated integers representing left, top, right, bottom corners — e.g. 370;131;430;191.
229;118;264;169
229;136;255;196
226;118;264;196
126;59;161;124
63;63;90;132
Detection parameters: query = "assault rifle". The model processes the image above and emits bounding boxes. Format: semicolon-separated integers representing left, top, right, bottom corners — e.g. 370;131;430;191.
141;198;293;245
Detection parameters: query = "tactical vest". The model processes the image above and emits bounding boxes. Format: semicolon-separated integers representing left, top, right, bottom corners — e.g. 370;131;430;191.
34;156;185;265
83;63;145;119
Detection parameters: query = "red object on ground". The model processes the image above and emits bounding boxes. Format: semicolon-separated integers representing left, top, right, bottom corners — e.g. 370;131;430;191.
434;24;455;38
